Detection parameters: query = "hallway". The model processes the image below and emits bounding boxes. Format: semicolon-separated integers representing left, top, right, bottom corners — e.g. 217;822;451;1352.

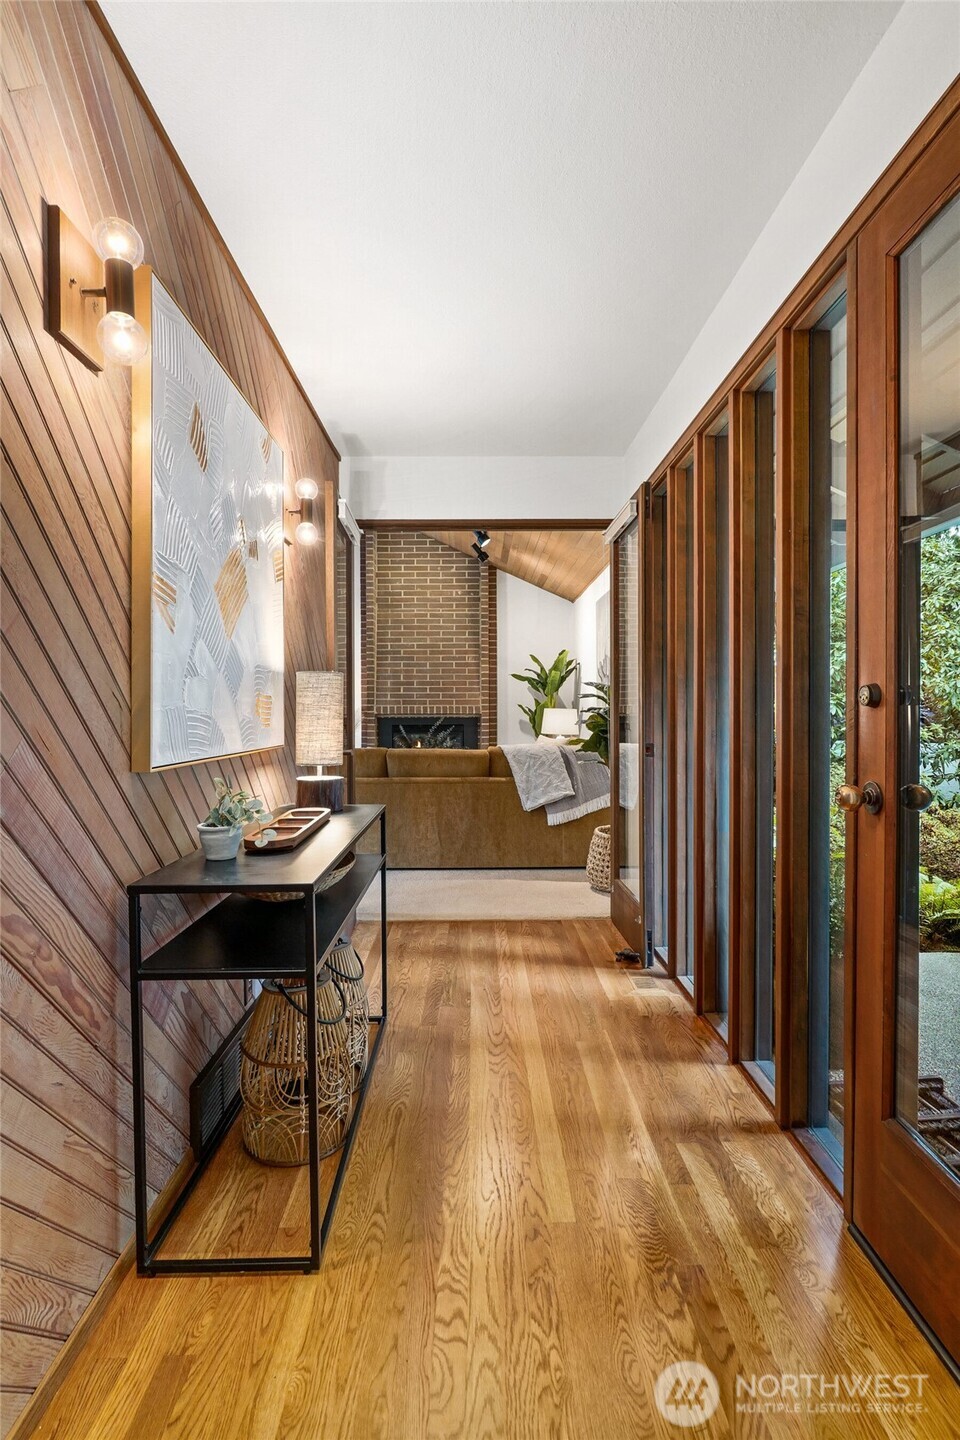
33;921;956;1439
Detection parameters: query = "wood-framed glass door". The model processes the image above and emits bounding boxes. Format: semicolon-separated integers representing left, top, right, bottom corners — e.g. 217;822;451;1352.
853;112;960;1360
669;456;696;989
642;480;669;968
611;511;644;953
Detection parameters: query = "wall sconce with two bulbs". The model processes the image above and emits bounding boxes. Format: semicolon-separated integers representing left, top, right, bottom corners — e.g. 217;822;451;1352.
45;206;148;370
286;477;320;546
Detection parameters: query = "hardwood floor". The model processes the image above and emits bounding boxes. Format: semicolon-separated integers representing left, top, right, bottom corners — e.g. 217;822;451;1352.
30;921;957;1439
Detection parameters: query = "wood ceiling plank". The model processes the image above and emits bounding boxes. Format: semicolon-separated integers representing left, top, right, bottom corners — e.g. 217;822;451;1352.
423;530;607;601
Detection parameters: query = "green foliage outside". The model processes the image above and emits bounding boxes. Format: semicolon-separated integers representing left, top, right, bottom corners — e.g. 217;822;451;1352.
917;525;960;949
828;526;960;951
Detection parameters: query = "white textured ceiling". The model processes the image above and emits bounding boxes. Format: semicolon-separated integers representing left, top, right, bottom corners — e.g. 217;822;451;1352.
102;1;899;456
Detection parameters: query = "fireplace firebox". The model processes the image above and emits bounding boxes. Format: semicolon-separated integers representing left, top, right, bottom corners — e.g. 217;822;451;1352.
377;715;480;749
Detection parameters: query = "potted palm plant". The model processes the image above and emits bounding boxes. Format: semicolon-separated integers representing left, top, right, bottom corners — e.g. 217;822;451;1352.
570;680;610;766
512;649;578;737
198;778;276;861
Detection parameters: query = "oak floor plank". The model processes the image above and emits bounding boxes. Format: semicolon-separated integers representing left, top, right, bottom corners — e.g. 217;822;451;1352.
27;920;959;1439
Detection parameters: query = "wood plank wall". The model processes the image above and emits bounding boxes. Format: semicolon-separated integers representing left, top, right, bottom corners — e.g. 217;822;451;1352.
0;2;339;1428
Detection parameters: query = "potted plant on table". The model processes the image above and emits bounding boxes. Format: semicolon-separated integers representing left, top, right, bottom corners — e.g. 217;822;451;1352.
198;778;276;861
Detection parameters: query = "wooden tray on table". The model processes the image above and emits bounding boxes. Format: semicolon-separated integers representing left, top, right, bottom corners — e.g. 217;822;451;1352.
244;807;331;852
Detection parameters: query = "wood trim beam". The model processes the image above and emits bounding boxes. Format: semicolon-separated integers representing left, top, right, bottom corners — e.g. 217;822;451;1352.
356;518;611;531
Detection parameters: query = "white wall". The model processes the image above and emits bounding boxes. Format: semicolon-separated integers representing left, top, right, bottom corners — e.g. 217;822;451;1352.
346;454;624;522
497;571;579;744
573;567;611;693
623;1;960;497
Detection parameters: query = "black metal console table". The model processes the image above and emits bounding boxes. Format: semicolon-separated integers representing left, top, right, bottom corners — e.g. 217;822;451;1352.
127;804;386;1275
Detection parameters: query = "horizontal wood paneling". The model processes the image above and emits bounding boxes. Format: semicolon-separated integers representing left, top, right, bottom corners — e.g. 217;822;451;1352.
0;0;338;1423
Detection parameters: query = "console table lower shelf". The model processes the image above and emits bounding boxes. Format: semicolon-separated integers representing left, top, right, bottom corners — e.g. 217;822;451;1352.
127;805;387;1275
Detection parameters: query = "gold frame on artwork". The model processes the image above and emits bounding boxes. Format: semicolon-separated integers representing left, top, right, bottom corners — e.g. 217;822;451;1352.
130;268;286;772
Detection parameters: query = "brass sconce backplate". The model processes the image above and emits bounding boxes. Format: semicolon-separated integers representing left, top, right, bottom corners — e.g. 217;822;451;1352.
45;205;104;372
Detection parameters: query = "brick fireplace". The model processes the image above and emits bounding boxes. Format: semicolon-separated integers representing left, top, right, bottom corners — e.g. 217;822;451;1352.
360;531;498;747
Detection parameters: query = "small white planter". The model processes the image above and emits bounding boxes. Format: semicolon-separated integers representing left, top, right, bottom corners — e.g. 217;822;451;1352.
198;823;243;861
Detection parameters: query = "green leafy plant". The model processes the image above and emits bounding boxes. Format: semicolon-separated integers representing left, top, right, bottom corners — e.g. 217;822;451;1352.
570;680;610;766
918;869;960;951
203;777;276;847
511;649;577;737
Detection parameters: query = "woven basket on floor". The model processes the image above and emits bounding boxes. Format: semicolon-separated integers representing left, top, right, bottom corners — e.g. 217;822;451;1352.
586;824;612;893
240;968;350;1166
327;938;370;1093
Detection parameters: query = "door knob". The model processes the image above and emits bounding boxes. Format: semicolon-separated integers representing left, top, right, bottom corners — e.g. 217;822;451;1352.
835;781;883;815
900;783;935;812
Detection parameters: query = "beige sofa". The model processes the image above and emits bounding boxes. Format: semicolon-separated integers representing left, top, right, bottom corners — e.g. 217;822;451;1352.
353;747;609;869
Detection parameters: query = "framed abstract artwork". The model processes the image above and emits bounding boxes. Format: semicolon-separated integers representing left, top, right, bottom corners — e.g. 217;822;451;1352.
131;271;285;771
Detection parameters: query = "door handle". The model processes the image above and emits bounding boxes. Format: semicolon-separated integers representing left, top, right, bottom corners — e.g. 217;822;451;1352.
900;783;935;812
835;781;883;815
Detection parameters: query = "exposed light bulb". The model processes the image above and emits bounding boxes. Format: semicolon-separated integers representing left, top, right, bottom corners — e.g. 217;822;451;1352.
93;216;144;268
97;311;149;365
295;520;319;545
295;477;319;501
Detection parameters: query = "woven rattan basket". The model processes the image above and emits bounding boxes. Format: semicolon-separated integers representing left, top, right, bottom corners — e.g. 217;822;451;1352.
586;824;612;893
240;968;350;1166
327;938;370;1093
249;851;356;904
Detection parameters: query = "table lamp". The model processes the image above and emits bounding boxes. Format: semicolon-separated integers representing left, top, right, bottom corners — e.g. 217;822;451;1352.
540;707;579;741
296;671;345;812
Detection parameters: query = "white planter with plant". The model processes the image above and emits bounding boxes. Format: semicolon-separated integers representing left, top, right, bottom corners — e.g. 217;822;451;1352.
198;778;276;861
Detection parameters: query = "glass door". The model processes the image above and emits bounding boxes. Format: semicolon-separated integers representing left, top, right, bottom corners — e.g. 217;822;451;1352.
701;417;732;1036
738;365;778;1096
643;483;669;966
853;117;960;1359
672;457;696;989
611;513;643;953
807;296;849;1174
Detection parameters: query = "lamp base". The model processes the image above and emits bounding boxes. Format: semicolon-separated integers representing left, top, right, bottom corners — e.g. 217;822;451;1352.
296;774;344;813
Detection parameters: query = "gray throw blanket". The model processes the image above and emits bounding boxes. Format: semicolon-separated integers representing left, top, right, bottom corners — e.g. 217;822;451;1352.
545;746;610;826
501;743;573;811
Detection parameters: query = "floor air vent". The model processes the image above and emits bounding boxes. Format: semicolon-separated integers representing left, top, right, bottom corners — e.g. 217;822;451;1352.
190;1008;251;1162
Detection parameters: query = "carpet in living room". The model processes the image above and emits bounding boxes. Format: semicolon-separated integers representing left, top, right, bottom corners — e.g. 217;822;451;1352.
356;869;609;920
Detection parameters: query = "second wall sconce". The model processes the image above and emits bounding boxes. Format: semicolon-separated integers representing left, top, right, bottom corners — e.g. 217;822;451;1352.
287;477;320;545
45;206;148;370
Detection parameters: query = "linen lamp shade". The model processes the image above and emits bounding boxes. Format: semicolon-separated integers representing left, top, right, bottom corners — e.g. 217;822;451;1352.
295;673;345;811
296;672;344;768
540;707;579;738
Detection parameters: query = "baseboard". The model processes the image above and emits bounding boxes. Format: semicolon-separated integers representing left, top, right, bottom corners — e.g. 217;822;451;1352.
6;1151;195;1439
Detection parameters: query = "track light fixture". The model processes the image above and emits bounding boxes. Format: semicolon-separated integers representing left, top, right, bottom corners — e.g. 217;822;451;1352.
471;541;489;563
46;206;148;370
473;529;491;549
